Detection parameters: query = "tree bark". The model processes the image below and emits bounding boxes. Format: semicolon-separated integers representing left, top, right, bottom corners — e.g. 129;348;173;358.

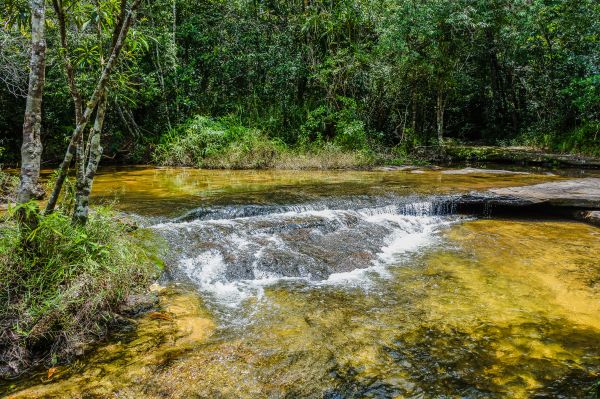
73;94;107;224
436;86;445;145
45;0;142;215
17;0;46;208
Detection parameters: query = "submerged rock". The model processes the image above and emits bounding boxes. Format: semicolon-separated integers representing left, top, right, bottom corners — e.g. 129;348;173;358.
442;167;529;175
119;292;159;316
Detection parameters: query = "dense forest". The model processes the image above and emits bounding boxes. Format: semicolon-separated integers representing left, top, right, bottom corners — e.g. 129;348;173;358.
1;0;599;166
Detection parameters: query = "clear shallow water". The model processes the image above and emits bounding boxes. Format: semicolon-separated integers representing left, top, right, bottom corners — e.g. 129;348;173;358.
88;167;564;216
5;168;600;398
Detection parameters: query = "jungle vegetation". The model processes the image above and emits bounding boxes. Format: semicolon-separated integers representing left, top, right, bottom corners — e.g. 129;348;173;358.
1;0;599;168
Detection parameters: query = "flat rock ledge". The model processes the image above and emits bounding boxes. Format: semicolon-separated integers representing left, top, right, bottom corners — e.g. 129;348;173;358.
450;178;600;225
442;146;600;168
441;167;529;175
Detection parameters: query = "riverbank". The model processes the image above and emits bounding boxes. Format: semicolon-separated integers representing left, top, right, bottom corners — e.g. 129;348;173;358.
0;206;161;379
417;145;600;169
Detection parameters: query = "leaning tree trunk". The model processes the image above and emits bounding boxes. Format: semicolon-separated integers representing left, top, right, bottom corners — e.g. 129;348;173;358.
73;93;107;224
45;0;141;215
17;0;46;211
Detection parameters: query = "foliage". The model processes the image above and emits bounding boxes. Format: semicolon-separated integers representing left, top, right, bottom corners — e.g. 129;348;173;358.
514;123;600;157
0;204;160;373
153;115;278;168
0;0;599;162
299;97;369;151
153;115;375;169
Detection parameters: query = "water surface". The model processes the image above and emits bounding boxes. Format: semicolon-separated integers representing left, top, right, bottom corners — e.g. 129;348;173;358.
5;167;600;398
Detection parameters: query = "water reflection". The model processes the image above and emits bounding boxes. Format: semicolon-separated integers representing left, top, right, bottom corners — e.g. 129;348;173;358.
90;167;563;216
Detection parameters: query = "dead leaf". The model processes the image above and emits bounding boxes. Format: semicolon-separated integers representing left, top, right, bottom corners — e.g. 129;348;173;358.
47;367;58;379
148;312;173;321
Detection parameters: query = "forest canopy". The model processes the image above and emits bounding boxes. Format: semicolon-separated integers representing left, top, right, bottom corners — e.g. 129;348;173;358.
1;0;599;164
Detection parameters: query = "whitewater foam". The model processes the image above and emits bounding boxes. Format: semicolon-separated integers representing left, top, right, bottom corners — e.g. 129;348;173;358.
152;198;463;306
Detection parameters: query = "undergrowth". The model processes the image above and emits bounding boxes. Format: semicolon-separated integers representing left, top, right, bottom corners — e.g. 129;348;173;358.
0;168;18;203
0;203;160;377
510;123;600;157
152;115;379;169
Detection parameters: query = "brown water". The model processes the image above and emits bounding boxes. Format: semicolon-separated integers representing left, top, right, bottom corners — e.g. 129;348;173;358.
88;166;563;216
4;167;600;398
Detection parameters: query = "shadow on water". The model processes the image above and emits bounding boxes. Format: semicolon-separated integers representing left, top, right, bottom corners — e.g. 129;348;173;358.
323;320;600;399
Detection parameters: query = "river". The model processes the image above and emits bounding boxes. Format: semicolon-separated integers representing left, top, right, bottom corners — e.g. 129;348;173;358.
5;167;600;398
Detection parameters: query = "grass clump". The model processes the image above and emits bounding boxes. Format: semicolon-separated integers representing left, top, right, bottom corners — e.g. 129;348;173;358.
0;204;160;377
153;115;283;168
153;115;379;169
0;168;18;203
274;143;374;169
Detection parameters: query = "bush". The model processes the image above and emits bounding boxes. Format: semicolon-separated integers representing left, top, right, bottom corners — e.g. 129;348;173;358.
0;205;160;376
153;114;379;169
153;115;285;168
299;97;369;151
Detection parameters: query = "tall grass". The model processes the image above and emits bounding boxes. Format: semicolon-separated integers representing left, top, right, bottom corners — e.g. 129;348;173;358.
0;169;18;203
152;115;377;169
0;204;160;376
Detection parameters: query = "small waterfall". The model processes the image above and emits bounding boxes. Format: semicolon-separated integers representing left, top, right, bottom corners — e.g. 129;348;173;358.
151;195;463;304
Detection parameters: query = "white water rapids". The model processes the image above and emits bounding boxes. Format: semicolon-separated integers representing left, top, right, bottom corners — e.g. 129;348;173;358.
151;196;464;305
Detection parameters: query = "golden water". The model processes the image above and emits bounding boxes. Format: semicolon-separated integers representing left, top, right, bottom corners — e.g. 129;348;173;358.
89;167;563;215
4;168;600;398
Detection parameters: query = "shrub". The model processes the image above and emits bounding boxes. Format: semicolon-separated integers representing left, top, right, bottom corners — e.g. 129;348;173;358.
153;114;379;169
153;115;285;168
0;204;160;376
299;97;369;151
202;133;285;169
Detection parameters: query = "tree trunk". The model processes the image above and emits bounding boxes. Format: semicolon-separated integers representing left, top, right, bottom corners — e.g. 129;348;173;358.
17;0;46;209
73;94;107;224
45;0;141;215
436;87;445;145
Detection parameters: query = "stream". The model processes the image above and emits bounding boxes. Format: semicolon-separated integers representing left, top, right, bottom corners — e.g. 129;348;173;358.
4;167;600;398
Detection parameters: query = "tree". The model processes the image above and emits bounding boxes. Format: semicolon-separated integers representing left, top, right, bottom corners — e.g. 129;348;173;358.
45;0;143;224
16;0;46;213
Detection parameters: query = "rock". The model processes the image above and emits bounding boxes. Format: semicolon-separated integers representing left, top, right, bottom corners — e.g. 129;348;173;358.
488;178;600;208
442;167;529;175
576;211;600;227
450;178;600;225
119;292;159;316
375;165;419;171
